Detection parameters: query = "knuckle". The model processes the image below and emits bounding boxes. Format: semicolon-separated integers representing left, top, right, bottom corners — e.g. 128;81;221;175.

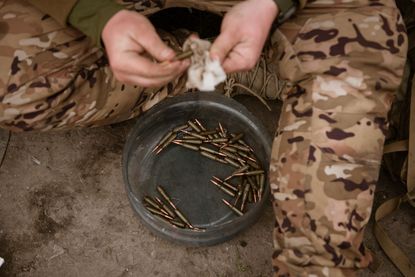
239;58;255;71
138;79;154;88
109;60;121;71
245;57;257;69
113;72;125;82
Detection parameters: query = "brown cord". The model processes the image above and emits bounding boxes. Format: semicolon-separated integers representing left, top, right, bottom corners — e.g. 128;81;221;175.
223;54;283;111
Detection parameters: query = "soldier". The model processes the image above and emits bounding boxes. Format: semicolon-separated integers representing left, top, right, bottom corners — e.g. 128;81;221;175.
0;0;408;276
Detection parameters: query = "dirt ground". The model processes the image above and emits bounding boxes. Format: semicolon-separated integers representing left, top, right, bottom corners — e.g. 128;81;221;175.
0;96;414;277
1;5;415;276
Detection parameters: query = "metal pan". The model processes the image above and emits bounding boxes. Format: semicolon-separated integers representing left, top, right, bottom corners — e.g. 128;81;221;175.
122;92;272;246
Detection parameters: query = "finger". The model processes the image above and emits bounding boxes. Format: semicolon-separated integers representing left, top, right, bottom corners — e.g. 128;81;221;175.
221;50;246;73
117;73;176;88
116;61;189;87
133;27;176;62
222;48;259;73
188;33;199;40
210;30;239;63
114;52;186;78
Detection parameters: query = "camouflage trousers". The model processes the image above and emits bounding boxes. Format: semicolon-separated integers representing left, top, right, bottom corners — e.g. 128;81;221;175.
0;0;408;276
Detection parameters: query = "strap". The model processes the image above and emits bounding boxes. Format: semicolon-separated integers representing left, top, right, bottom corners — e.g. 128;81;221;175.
273;0;299;25
383;139;408;154
374;196;415;277
407;76;415;206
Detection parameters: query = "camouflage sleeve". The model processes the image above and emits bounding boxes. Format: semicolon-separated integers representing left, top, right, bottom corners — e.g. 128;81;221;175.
68;0;124;47
26;0;79;26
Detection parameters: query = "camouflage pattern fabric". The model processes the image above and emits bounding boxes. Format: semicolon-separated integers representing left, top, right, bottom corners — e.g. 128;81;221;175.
0;0;408;276
269;1;407;276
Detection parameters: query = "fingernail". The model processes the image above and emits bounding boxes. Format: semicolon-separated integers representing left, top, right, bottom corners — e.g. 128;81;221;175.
210;53;220;62
189;34;199;40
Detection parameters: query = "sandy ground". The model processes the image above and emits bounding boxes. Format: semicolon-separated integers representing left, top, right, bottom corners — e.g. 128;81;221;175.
0;96;413;277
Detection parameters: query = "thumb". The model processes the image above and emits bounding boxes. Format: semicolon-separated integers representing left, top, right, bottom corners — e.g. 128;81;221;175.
210;31;239;63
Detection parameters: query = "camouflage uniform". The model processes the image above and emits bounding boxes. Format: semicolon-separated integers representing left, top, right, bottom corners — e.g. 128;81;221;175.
0;0;408;276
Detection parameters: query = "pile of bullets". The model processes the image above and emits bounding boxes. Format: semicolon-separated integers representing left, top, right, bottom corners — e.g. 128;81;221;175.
144;119;266;229
143;185;200;230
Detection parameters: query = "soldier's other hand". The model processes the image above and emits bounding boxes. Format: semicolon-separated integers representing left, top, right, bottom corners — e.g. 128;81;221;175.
210;0;278;73
102;10;189;88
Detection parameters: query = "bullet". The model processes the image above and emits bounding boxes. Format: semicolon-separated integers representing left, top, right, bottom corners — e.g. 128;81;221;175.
200;146;225;156
225;165;250;181
222;146;237;153
173;141;200;151
229;133;243;144
248;186;254;203
157;186;177;210
205;138;228;143
173;139;203;144
233;170;264;177
231;145;251;152
210;179;236;197
218;122;226;137
143;196;161;210
154;214;174;225
219;149;241;161
225;157;241;168
258;174;265;200
173;50;194;61
222;199;243;216
188;120;201;133
241;183;250;211
201;151;228;164
174;209;193;229
145;206;174;220
238;151;257;163
200;130;217;136
170;219;186;228
156;133;176;154
180;129;207;140
172;124;189;133
154;196;176;218
153;131;173;152
194;119;207;131
234;181;244;206
212;176;238;192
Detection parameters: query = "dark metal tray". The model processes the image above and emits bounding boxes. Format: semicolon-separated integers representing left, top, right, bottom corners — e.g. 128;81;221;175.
122;92;272;246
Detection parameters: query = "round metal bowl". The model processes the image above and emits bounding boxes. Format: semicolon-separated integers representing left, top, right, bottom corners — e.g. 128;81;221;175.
122;92;272;246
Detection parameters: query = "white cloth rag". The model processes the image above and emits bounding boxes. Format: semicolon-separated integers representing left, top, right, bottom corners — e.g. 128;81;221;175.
0;257;4;268
183;38;226;91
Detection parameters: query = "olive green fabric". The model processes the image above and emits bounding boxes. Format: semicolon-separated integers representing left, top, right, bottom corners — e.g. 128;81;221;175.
27;0;79;26
68;0;124;47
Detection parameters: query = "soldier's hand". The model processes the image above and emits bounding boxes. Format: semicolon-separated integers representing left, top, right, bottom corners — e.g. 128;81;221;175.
102;10;189;87
210;0;278;73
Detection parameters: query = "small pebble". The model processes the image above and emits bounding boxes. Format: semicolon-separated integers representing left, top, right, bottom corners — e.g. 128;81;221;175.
239;240;248;247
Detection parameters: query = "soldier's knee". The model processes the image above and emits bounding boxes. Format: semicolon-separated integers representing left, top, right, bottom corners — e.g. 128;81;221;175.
0;94;46;132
